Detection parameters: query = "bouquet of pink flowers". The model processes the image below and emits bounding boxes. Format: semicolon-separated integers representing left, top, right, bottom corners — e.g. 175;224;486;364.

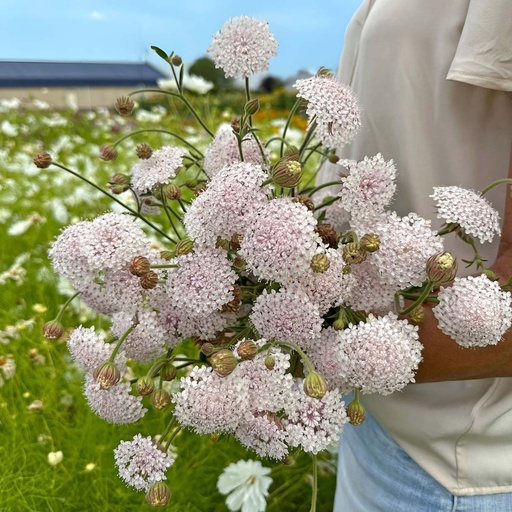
34;16;512;511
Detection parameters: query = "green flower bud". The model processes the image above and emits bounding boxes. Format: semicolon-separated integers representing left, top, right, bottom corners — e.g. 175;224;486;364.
136;143;153;160
136;376;155;396
174;239;194;257
210;349;238;377
161;363;177;382
140;271;159;290
271;158;303;188
244;98;260;116
346;399;366;426
99;144;118;161
342;242;367;265
360;233;380;253
311;253;331;273
303;372;328;399
426;252;458;284
237;340;258;361
146;482;171;507
150;389;171;410
264;355;276;370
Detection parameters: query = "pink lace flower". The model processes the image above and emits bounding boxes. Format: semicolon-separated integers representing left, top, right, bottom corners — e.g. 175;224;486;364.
293;75;361;149
114;434;174;491
337;313;423;395
431;186;501;244
203;126;269;178
433;274;512;347
240;198;322;284
207;17;278;78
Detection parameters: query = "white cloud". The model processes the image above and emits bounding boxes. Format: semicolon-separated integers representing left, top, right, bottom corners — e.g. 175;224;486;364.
91;10;105;21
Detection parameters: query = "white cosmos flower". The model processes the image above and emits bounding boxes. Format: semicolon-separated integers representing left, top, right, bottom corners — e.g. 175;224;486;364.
217;459;272;512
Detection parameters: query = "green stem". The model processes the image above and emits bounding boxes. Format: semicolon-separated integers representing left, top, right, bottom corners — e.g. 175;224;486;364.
310;454;318;512
395;280;434;316
280;99;302;158
129;89;214;137
299;118;317;161
302;143;323;166
274;340;315;373
313;195;339;211
150;264;179;269
160;191;181;238
55;292;81;322
52;163;177;243
164;426;182;454
109;322;138;362
481;178;512;196
112;128;203;156
304;180;342;197
160;416;176;441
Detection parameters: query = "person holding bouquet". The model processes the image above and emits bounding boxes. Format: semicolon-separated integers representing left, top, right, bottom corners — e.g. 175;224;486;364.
316;1;512;510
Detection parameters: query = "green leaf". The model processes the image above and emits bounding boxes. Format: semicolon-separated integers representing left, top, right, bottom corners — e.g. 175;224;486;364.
150;45;169;61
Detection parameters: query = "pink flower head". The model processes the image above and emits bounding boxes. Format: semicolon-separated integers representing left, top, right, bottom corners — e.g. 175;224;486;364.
293;75;361;149
130;145;185;192
184;162;269;246
433;274;512;347
240;197;322;284
431;186;501;244
114;434;174;491
203;126;269;178
337;313;423;395
207;16;278;78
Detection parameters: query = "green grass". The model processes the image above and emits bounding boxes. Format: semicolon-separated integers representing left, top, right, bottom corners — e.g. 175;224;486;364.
0;94;333;511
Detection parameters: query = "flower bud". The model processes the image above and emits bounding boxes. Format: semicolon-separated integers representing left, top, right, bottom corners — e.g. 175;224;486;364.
221;285;242;313
107;173;131;194
293;194;315;212
216;238;230;251
328;154;340;164
34;152;52;169
163;184;181;200
231;115;242;133
161;363;177;381
408;305;425;324
333;318;346;331
136;143;153;160
160;250;173;261
316;67;334;78
171;54;182;66
201;342;215;356
316;224;338;248
264;355;276;370
146;482;171;507
360;233;380;253
93;362;121;390
271;159;303;188
150;389;171;410
136;376;155;396
140;271;159;290
238;340;258;361
210;349;238;377
426;252;457;284
303;372;327;399
174;239;194;257
129;256;150;277
244;98;260;116
99;144;118;161
346;399;366;426
114;96;135;116
43;320;64;340
233;256;246;272
311;253;330;273
342;242;367;265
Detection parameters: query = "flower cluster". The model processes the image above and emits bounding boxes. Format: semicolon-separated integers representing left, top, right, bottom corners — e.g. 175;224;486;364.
37;14;512;511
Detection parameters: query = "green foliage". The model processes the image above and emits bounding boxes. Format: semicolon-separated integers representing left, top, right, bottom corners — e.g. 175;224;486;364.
189;56;234;90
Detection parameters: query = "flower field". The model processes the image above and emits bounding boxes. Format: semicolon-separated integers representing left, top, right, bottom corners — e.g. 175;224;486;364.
0;94;336;511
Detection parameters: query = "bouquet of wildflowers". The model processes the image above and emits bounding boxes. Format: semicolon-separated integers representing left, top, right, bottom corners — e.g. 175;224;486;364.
33;16;512;511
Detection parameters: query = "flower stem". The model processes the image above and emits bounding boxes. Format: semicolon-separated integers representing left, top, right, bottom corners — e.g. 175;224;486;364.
304;180;342;197
395;280;434;316
55;292;81;322
280;99;302;158
481;178;512;196
112;128;203;157
310;454;318;512
109;322;138;362
274;340;315;373
52;162;177;243
129;89;214;137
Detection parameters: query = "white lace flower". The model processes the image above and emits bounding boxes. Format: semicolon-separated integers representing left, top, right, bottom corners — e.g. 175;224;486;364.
217;459;272;512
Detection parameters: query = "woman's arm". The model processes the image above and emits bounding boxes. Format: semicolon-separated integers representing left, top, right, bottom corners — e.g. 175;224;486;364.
415;144;512;383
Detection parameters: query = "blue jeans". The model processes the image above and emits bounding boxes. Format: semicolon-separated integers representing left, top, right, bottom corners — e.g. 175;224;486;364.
335;409;512;511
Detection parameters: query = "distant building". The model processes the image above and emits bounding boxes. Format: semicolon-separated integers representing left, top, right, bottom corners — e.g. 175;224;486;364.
0;60;168;109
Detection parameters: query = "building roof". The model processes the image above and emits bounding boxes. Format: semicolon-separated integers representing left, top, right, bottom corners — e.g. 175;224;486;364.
0;60;167;88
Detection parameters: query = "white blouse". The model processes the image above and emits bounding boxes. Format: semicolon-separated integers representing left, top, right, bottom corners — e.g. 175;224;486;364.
318;0;512;495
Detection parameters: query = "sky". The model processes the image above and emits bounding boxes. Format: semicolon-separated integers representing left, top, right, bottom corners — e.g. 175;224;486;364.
1;0;362;78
